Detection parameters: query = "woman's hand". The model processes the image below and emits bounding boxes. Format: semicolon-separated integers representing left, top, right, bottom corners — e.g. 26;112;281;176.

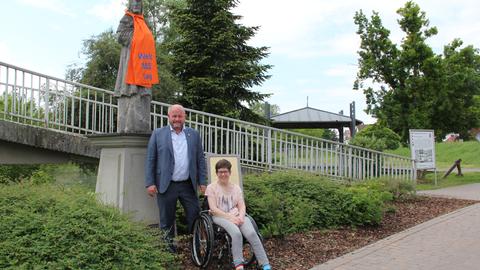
229;214;243;226
238;214;245;225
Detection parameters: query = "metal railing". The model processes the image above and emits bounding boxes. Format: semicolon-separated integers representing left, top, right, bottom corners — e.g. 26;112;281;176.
0;61;116;134
0;61;415;181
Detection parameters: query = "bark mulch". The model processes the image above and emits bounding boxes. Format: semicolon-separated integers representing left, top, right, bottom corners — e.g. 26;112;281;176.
177;196;477;270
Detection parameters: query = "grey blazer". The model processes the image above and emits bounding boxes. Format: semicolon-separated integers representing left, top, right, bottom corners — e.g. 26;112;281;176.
145;125;207;194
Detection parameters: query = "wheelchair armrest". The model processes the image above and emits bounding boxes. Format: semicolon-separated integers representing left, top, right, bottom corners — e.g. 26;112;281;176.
200;195;211;211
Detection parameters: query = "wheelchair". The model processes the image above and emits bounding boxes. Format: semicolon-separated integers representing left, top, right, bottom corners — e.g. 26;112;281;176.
190;197;263;269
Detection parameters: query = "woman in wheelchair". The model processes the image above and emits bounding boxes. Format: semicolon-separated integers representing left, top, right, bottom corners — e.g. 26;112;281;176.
205;159;271;270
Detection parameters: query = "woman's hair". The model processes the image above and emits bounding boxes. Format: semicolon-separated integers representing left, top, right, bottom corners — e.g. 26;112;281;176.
215;159;232;173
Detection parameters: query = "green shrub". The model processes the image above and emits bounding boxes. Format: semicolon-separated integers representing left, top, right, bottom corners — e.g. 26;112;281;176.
245;185;316;238
353;178;416;200
0;163;97;188
290;128;338;141
43;163;97;188
349;135;387;151
350;124;402;151
0;165;39;184
243;171;392;237
339;186;390;226
29;170;55;185
0;183;176;269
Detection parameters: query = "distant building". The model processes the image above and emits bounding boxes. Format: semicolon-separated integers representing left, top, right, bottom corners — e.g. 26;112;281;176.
470;128;480;142
443;133;460;142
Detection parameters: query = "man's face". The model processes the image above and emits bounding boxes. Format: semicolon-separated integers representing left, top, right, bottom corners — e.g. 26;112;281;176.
129;0;142;14
168;107;186;130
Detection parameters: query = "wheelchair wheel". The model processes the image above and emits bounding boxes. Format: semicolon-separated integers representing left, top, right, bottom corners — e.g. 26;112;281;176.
191;212;214;268
242;241;256;267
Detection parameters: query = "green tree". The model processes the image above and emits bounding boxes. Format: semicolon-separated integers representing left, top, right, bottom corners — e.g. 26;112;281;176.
250;101;280;118
435;40;480;137
168;0;271;122
350;123;401;151
70;30;121;91
354;1;480;141
144;0;185;103
0;92;44;125
66;0;183;104
291;129;338;141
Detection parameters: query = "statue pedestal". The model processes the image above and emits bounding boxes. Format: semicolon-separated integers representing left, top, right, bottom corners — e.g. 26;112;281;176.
88;134;158;225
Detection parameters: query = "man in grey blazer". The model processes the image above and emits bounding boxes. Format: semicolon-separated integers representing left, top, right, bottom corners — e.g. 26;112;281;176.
145;104;207;252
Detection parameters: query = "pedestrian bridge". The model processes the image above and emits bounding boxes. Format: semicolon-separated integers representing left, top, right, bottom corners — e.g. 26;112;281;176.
0;120;99;164
0;61;415;181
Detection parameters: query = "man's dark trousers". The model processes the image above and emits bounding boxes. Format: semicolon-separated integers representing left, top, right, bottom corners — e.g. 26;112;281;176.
156;179;200;243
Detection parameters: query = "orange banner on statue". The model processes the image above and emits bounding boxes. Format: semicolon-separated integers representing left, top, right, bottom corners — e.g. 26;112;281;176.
125;11;159;88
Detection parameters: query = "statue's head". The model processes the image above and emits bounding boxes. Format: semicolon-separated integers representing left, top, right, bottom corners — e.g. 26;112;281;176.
128;0;143;14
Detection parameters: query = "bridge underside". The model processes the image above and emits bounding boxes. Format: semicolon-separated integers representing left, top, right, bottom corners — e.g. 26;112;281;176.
0;120;99;165
0;140;98;164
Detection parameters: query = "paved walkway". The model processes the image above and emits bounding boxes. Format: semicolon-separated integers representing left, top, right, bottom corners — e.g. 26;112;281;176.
312;183;480;270
417;183;480;201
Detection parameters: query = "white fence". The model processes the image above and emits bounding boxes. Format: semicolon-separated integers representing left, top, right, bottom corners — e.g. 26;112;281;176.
0;61;415;181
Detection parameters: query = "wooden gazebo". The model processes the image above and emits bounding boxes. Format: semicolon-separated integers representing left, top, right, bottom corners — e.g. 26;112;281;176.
270;106;363;143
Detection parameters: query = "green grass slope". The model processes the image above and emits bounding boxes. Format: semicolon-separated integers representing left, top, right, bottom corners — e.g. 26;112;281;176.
387;141;480;169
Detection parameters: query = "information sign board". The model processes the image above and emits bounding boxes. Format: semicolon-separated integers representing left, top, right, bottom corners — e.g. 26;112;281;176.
409;129;436;170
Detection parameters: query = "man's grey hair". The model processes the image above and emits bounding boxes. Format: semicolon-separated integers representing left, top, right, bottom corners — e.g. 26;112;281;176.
168;104;186;114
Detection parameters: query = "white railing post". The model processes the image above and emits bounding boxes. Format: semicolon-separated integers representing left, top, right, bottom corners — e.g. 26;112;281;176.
348;147;352;179
267;128;272;171
44;78;50;128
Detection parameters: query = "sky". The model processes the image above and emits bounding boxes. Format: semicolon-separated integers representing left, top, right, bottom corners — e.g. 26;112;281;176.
1;0;479;124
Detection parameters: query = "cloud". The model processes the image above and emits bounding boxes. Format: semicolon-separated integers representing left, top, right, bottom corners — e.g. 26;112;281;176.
0;42;8;56
17;0;74;17
0;42;14;64
234;0;480;125
88;0;126;23
233;0;406;58
235;0;480;60
324;64;357;78
234;1;342;57
328;33;361;55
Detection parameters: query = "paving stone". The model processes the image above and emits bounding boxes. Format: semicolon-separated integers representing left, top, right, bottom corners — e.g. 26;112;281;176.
312;184;480;270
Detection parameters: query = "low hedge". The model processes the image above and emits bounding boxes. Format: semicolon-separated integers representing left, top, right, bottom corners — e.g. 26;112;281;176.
0;163;97;188
0;165;39;184
0;166;415;267
243;171;395;237
0;183;176;269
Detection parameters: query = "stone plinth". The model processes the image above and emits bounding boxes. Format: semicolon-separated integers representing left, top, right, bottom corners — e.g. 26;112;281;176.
88;133;158;225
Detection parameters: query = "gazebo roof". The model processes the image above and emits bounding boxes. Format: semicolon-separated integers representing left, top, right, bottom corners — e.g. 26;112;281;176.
270;106;363;129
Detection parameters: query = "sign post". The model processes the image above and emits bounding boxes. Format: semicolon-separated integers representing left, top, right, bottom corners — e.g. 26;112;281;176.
409;129;437;185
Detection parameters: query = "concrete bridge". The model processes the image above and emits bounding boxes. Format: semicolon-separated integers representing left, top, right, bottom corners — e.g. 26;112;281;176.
0;120;99;164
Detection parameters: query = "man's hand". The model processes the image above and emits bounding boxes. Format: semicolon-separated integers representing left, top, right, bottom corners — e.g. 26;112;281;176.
147;185;158;197
199;185;207;194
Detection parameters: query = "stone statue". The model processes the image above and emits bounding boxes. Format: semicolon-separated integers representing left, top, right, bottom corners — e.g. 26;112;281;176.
114;0;159;133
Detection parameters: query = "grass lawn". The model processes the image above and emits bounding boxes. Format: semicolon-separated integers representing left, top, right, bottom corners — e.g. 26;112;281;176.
416;172;480;190
387;141;480;169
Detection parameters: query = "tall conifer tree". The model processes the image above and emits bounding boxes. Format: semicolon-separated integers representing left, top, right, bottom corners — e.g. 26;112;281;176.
168;0;271;122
